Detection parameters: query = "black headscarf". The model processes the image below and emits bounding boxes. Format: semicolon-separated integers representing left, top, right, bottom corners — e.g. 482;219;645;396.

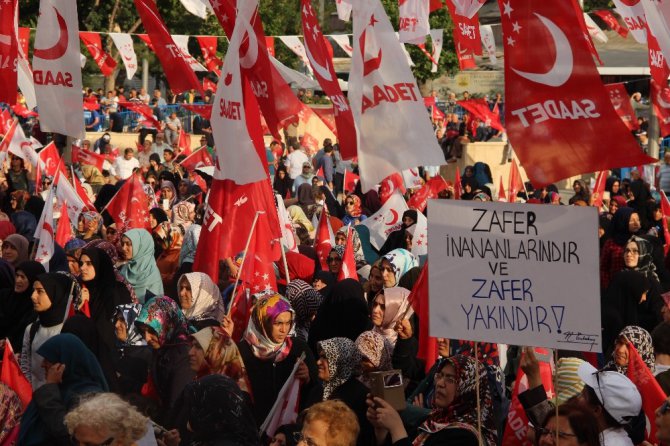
0;261;44;351
606;176;621;196
460;177;479;200
184;375;259;446
24;196;45;223
602;270;650;352
273;167;292;199
35;272;74;327
10;210;36;241
379;210;417;256
48;243;69;273
608;207;639;246
0;259;13;291
312;270;335;300
94;184;120;213
149;208;169;226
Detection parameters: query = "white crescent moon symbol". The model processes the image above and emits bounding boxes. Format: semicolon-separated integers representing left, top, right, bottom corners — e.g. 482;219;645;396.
386;209;399;226
304;39;332;81
239;12;259;69
131;197;141;204
511;14;573;87
658;89;670;109
87;43;100;60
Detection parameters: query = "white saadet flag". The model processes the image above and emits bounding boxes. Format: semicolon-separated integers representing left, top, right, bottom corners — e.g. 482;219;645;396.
612;0;647;43
479;24;496;65
409;210;427;256
276;194;299;253
172;35;207;72
34;185;56;270
402;168;423;189
33;0;84;139
14;9;37;110
179;0;209;18
584;13;608;43
395;33;415;66
54;170;86;224
398;0;430;44
260;353;304;437
351;0;443;192
643;0;670;68
360;190;409;250
429;29;443;72
330;34;353;57
6;119;40;166
109;33;138;79
278;36;313;75
336;0;353;22
210;1;266;185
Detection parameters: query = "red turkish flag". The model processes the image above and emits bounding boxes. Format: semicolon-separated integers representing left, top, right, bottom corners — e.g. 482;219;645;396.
203;77;217;93
457;99;505;132
445;1;481;70
407;175;448;212
571;1;603;66
1;338;32;408
654;81;670;138
407;263;437;372
134;0;202;94
649;24;670;87
593;10;629;38
73;147;106;172
338;227;359;281
500;0;656;186
301;0;357;159
210;0;302;139
195;36;223;73
178;128;192;156
660;191;670;255
69;169;96;211
498;176;506;201
18;27;29;60
454;166;462;200
55;201;73;246
191;171;208;194
314;210;334;270
606;83;639;131
118;101;161;128
265;36;276;57
311;107;337;135
79;32;117;76
627;341;667;443
11;103;37;118
104;173;151;232
379;172;406;204
508;159;524;203
238;212;279;294
38;142;63;177
344;169;360;193
181;103;212;119
430;0;443;12
137;33;155;52
179;146;213;172
0;0;18;105
0;109;12;134
591;170;607;208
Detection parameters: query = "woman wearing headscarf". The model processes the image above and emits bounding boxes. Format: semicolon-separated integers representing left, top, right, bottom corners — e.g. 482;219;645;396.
0;261;45;353
154;221;184;297
460;176;479;201
287;205;315;234
342;194;367;226
160;180;178;211
309;279;372;354
603;325;655;375
177;272;225;331
285;279;323;342
134;296;195;424
82;239;138;303
327;245;345;277
120;228;164;303
307;337;373;446
172;200;196;230
295;183;316;217
312;269;335;300
606;176;622;198
370;287;413;348
182;375;260;446
112;303;152;395
336;227;367;268
2;233;29;267
238;294;318;425
380;249;419;289
601;270;650;353
380;211;418;256
18;334;108;446
20;272;74;390
273;166;293;199
568;179;591;205
355;330;393;388
363;263;384;308
367;354;497;446
600;207;642;289
9;210;36;241
77;211;103;242
622;236;664;333
149;207;170;258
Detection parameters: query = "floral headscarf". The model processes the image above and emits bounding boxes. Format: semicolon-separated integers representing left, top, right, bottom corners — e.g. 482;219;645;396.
337;227;365;267
330;244;345;259
373;286;413;346
318;337;361;400
243;294;294;361
143;184;158;209
172;201;195;229
605;325;655;374
383;248;419;285
191;326;251;394
113;303;145;347
134;296;190;347
345;194;362;218
285;279;323;341
179;272;225;323
414;355;497;446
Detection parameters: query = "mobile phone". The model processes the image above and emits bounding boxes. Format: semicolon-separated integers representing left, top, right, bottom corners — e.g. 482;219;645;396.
162;199;169;210
370;370;406;411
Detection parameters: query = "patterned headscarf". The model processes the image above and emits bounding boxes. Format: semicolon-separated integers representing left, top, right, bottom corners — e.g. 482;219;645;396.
80;210;102;227
373;286;413;346
179;272;225;323
285;279;323;341
172;201;195;228
355;331;392;388
160;180;178;208
383;248;419;285
337;227;365;266
318;337;361;400
113;303;145;347
243;294;294;361
330;244;345;259
143;183;159;209
605;325;655;374
191;326;251;394
625;236;659;283
345;194;363;218
414;355;497;446
134;296;190;347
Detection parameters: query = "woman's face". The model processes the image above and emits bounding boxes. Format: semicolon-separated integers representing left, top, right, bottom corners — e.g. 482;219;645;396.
623;241;640;268
404;232;413;250
437;338;450;357
31;280;52;312
335;233;346;246
278;170;286;179
313;278;327;291
149;214;158;229
629;213;641;233
464;183;472;193
79;254;96;282
327;252;342;274
381;259;396;288
77;216;85;232
121;236;133;260
368;267;383;294
179;278;193;310
612;181;620;194
179;182;189;196
610;200;619;215
141;326;160;349
573;181;581;193
270;311;292;344
14;270;29;293
270;433;287;446
188;340;206;372
161;187;174;200
1;241;18;264
105;226;117;242
317;349;330;381
434;364;457;408
614;339;629;367
371;294;385;327
538;416;580;446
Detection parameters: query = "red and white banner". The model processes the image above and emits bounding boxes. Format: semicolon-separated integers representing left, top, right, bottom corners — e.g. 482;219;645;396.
172;35;207;72
105;173;151;231
652;80;670;137
134;0;202;94
181;103;212;119
498;176;506;201
73;145;106;172
429;28;444;72
450;0;486;19
196;36;223;73
583;13;608;43
410;211;428;256
606;83;639;131
379;172;406;203
278;36;312;74
17;27;36;110
314;209;335;270
331;34;353;56
179;0;208;19
627;341;667;443
118;101;161;128
54;170;89;224
593;10;629;38
500;0;655;186
109;33;138;79
480;24;496;65
642;0;670;70
508;159;524;203
179;146;214;171
79;32;117;76
265;36;276;57
613;0;647;43
260;356;302;437
301;0;358;159
344;169;360;192
592;170;607;208
0;0;18;104
338;227;359;281
17;27;29;61
54;201;73;246
360;190;409;250
0;109;12;134
398;0;430;44
350;0;444;192
336;0;353;22
38;142;63;177
402;168;423;189
445;1;481;70
34;186;56;269
276;194;299;253
648;23;670;87
407;175;448;212
4;119;40;167
1;339;32;409
33;0;84;138
457;98;504;132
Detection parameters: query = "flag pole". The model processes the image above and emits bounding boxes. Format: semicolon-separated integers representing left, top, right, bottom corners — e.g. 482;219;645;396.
280;242;291;285
227;211;263;317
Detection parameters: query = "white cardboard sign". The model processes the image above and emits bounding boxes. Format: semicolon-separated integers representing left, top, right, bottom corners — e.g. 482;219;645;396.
428;200;601;352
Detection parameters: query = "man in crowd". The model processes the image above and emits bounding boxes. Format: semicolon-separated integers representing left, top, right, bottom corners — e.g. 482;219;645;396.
113;148;140;181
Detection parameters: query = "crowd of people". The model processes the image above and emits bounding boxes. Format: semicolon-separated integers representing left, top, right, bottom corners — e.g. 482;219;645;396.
1;85;670;446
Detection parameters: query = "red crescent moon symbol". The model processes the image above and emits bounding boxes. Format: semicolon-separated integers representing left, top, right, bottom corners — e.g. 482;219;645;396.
359;17;382;77
618;0;640;5
386;209;399;226
44;221;54;239
34;7;69;60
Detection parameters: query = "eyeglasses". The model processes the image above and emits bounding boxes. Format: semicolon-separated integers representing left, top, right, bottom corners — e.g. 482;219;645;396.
381;266;395;274
71;435;115;446
294;432;318;446
327;256;341;263
624;248;639;255
434;372;457;385
536;427;577;440
659;400;670;415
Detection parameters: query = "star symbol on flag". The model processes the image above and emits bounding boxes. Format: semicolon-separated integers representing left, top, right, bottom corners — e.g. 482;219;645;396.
512;21;521;33
369;14;378;27
253;285;261;292
262;273;269;280
546;389;555;399
210;0;221;11
264;283;273;291
304;22;312;36
255;271;260;277
312;27;319;41
416;240;422;246
506;36;515;46
303;3;313;16
41;250;48;257
502;1;513;17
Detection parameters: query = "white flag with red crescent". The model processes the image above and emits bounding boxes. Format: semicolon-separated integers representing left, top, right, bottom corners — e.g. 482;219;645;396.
360;190;409;250
172;35;207;72
34;185;56;270
331;34;353;57
398;0;430;44
613;0;647;43
33;0;84;139
109;33;138;79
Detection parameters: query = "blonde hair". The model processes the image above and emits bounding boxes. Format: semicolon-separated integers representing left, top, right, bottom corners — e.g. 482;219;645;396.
64;393;148;445
304;400;359;446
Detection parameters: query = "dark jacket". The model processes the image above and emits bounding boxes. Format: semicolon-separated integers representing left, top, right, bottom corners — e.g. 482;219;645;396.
152;343;196;426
